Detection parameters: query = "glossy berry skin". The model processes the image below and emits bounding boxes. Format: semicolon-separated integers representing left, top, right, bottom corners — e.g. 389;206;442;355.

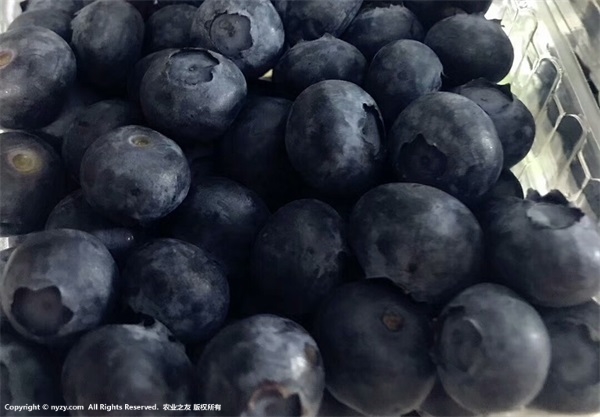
0;229;117;346
71;0;144;90
349;183;483;305
532;302;600;414
144;4;196;54
196;314;325;417
314;279;436;416
285;80;385;197
436;283;551;413
388;92;503;204
123;238;230;343
0;27;76;130
0;132;66;236
191;0;285;78
140;48;247;144
62;321;195;416
485;192;600;307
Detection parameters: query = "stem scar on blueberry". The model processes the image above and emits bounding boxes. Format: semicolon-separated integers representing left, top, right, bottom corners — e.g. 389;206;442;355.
382;309;404;331
9;151;40;174
130;135;152;147
0;50;13;69
245;383;302;417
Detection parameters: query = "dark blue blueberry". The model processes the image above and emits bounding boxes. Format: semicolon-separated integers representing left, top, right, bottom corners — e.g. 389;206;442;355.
272;0;363;45
45;190;141;263
1;332;64;416
388;92;504;204
317;390;363;417
424;15;514;85
0;229;117;346
481;168;523;201
350;183;483;304
140;48;247;144
80;125;191;226
252;199;352;317
273;34;367;96
62;321;195;415
144;4;196;54
365;39;442;127
220;96;301;207
418;379;477;417
71;0;144;90
123;238;230;343
314;279;436;415
0;132;66;236
404;0;492;29
127;48;177;107
341;4;424;61
453;79;536;168
184;142;220;180
196;314;325;416
485;191;600;307
0;27;76;130
436;283;551;413
191;0;285;78
532;302;600;414
61;99;144;182
22;0;85;15
285;80;385;197
8;9;72;42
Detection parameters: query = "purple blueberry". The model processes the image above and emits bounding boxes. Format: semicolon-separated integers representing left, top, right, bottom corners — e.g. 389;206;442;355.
436;283;551;413
123;238;230;343
0;229;117;345
341;4;425;61
191;0;285;78
388;92;503;204
8;9;72;41
144;4;196;54
285;80;385;197
454;78;536;168
365;39;442;127
350;183;483;304
196;314;325;416
71;0;144;90
0;27;76;129
0;132;66;236
140;48;247;144
485;191;600;307
80;125;191;226
314;279;436;415
273;34;367;96
62;321;195;415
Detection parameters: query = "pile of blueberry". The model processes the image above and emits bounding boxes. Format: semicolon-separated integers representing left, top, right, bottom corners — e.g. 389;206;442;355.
1;0;599;416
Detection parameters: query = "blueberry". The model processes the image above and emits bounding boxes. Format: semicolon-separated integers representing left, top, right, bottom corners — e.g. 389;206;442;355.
23;0;85;15
453;79;536;168
0;229;117;345
123;238;230;343
273;34;367;96
191;0;285;78
388;92;503;204
480;168;523;201
435;283;551;413
140;48;247;144
166;177;270;284
285;80;385;197
317;390;363;417
418;379;477;417
350;183;483;304
341;4;425;61
184;142;220;180
272;0;363;46
424;15;514;85
45;190;141;263
364;39;442;127
144;4;196;54
62;99;144;182
127;48;177;107
8;9;72;42
196;314;325;416
404;0;492;29
0;132;66;236
485;191;600;307
1;332;64;416
62;321;195;415
0;27;76;130
532;302;600;414
220;95;302;207
314;279;436;415
71;0;144;90
80;125;191;226
252;199;352;317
